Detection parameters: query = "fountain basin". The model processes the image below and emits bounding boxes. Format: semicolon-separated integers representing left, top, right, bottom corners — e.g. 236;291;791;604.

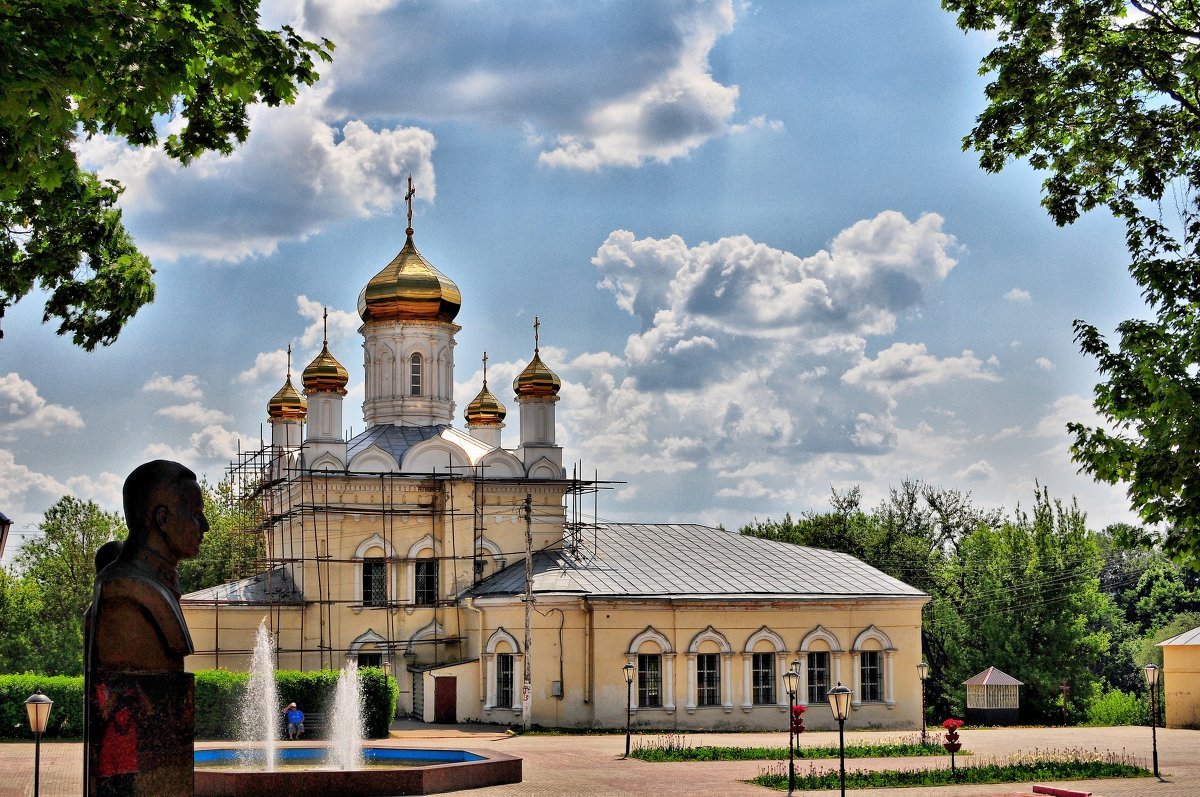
194;745;522;796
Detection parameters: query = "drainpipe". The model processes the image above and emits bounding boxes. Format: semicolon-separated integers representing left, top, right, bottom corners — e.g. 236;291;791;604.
465;598;486;705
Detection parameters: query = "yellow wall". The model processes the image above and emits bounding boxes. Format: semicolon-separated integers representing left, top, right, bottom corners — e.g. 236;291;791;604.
1163;643;1200;729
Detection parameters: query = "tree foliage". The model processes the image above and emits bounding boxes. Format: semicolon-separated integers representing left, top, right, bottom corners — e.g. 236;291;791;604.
1;496;126;674
178;479;264;594
1;0;333;348
943;0;1200;567
743;482;1150;724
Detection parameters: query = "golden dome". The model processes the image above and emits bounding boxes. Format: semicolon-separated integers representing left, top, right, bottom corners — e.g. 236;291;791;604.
268;377;307;420
302;344;348;395
465;383;506;426
514;319;561;399
357;233;461;324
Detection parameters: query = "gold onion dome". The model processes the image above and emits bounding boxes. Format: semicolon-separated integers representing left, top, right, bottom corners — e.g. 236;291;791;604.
302;344;348;395
357;232;462;324
466;384;506;426
466;353;506;425
268;346;308;419
514;317;561;399
302;309;349;395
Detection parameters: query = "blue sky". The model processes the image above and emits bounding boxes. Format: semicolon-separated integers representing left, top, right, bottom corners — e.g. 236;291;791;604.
1;1;1149;560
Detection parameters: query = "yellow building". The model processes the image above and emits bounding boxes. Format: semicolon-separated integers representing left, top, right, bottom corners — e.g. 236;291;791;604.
181;213;929;731
1159;625;1200;729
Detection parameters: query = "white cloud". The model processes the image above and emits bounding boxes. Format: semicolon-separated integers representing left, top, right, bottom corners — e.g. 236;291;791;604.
1005;288;1032;302
842;343;1000;396
1034;394;1103;439
296;296;361;349
66;472;125;514
239;349;290;384
156;403;233;426
956;459;996;481
143;425;253;465
307;0;753;170
0;448;70;505
0;373;85;437
1035;357;1054;370
142;374;202;399
77;88;437;262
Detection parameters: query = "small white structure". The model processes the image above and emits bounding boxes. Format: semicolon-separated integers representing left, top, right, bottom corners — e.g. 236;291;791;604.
963;666;1022;725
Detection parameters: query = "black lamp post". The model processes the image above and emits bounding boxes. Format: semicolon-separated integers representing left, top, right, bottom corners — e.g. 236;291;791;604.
1144;663;1160;778
782;664;799;796
622;662;635;757
827;682;852;797
916;661;929;745
25;689;53;797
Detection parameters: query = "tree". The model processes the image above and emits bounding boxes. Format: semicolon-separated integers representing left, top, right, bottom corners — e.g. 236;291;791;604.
9;496;126;674
178;480;264;594
942;0;1200;567
1;1;333;348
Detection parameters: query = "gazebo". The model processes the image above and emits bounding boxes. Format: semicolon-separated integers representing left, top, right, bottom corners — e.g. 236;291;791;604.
963;666;1022;725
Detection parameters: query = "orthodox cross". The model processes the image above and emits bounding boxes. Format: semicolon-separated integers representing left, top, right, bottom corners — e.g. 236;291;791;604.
322;307;329;347
533;316;540;353
405;175;416;233
286;344;293;379
482;351;489;386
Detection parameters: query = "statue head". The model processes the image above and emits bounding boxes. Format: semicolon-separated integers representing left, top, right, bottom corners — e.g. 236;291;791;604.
122;460;207;564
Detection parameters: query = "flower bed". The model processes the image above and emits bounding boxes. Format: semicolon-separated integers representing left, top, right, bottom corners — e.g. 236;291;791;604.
631;733;950;762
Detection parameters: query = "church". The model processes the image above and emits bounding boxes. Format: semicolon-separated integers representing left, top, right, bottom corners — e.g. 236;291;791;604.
180;194;928;731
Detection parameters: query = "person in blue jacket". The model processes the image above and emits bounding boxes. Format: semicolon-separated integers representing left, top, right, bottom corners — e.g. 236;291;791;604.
284;703;304;740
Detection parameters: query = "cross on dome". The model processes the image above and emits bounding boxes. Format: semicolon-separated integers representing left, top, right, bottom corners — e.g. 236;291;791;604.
405;175;416;236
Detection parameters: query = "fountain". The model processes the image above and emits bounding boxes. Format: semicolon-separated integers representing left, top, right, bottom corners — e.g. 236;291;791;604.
238;618;281;770
194;616;521;795
328;658;364;769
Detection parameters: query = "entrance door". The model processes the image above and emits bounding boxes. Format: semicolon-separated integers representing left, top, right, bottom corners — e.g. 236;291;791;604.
434;676;456;724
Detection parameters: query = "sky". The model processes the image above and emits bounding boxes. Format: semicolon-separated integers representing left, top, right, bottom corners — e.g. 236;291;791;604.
1;1;1151;564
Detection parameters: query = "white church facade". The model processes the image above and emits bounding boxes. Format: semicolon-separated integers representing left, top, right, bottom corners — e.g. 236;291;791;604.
180;201;928;731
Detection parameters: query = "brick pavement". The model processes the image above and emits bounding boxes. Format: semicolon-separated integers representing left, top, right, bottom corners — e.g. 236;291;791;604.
0;725;1195;797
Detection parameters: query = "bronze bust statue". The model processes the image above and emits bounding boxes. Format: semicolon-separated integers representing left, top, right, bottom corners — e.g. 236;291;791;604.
85;460;208;795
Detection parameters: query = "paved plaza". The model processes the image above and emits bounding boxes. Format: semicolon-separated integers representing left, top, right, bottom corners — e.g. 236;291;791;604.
0;724;1196;796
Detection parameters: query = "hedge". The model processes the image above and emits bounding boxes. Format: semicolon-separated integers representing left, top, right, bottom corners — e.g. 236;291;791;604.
0;675;85;740
2;669;397;741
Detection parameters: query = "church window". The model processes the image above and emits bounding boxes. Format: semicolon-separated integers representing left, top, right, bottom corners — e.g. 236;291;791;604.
496;653;515;706
637;654;662;707
410;353;423;395
697;653;720;707
414;559;437;605
860;650;884;702
363;557;386;607
752;652;775;705
358;652;383;669
807;651;830;704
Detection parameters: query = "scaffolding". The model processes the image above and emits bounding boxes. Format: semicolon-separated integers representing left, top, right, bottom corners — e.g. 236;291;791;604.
187;436;617;673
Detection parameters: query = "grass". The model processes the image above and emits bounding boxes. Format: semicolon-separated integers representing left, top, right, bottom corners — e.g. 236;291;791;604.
750;748;1150;790
631;733;954;762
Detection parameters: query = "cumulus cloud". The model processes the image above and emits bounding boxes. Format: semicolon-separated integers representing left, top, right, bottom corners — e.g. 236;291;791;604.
144;425;254;465
1005;288;1032;302
156;403;233;426
77;88;437;262
0;373;85;437
1034;394;1103;439
956;459;996;481
1035;357;1054;370
66;472;125;513
841;343;1000;396
305;0;760;170
239;349;290;385
296;295;361;349
0;448;70;504
142;374;202;398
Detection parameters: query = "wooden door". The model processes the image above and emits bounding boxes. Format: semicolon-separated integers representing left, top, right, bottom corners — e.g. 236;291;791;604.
434;676;456;724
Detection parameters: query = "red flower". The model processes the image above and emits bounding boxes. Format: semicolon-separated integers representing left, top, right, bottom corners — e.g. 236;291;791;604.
792;705;806;716
941;718;964;731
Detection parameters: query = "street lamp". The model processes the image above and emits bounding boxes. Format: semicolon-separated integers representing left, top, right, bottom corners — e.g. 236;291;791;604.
622;662;635;758
25;689;53;797
916;661;929;745
783;665;799;796
827;682;852;797
1144;663;1160;778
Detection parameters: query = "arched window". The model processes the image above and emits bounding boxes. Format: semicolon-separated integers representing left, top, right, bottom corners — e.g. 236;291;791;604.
627;627;676;712
686;626;732;713
800;625;844;706
484;628;522;712
410;353;423;396
743;626;788;710
852;626;896;707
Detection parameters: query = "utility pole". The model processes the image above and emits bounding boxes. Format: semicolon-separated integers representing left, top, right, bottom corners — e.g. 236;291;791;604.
523;493;533;730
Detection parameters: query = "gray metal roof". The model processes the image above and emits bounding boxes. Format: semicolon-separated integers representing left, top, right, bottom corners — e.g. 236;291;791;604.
471;523;926;600
182;566;304;603
347;424;448;466
963;666;1023;686
1158;625;1200;647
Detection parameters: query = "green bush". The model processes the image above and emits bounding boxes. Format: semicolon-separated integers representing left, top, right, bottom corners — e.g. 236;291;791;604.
196;668;396;740
0;675;84;739
1085;688;1148;726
